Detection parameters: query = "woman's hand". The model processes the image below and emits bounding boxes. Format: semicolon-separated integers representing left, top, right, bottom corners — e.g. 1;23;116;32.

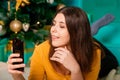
7;53;25;80
50;47;80;73
50;47;84;80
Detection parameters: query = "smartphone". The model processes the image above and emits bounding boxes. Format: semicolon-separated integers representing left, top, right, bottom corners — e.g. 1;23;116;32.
12;38;24;72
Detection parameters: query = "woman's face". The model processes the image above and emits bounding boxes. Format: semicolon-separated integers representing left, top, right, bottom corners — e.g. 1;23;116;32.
50;13;70;47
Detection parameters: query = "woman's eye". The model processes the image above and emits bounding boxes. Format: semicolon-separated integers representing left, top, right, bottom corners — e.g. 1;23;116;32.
60;26;65;28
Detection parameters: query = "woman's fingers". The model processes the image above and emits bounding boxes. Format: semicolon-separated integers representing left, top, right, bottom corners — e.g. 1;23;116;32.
52;51;62;58
9;53;20;59
8;63;25;70
50;57;63;63
7;54;25;74
50;49;67;63
7;53;23;64
12;58;23;63
50;47;80;72
8;69;24;74
8;64;25;74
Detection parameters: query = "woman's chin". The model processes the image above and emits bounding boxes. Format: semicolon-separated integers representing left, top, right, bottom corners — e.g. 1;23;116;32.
52;44;60;47
52;42;62;47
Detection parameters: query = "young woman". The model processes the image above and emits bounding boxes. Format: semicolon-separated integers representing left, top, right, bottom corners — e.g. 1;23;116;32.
7;6;101;80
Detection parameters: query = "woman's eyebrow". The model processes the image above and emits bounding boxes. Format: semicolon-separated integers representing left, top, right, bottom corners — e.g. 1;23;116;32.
53;19;65;24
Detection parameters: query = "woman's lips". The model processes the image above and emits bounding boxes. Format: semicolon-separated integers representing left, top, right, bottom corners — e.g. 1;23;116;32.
51;35;59;40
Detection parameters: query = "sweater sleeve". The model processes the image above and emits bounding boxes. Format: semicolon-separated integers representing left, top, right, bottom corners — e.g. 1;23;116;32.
28;45;45;80
85;48;101;80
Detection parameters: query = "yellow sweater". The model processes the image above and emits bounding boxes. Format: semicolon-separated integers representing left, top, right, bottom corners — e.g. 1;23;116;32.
28;40;101;80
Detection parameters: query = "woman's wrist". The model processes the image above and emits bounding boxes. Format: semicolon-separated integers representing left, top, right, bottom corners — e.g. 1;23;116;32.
12;74;25;80
70;65;84;80
71;70;84;80
71;64;81;74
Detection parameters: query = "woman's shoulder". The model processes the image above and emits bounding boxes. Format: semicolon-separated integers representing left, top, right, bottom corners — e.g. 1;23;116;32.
33;40;50;54
32;40;50;58
36;40;50;48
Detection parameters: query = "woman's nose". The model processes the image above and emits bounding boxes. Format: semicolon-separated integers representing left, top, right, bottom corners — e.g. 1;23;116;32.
51;26;57;33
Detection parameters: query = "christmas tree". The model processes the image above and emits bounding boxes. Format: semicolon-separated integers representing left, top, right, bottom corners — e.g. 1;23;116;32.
0;0;65;44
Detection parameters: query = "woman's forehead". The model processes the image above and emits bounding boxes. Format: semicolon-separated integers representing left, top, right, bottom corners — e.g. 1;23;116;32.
53;13;66;23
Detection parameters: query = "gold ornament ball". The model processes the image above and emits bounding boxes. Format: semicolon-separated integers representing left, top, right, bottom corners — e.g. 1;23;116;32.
10;19;22;33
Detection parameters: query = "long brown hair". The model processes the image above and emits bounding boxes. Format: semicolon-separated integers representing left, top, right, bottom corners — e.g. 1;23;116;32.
49;6;95;75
